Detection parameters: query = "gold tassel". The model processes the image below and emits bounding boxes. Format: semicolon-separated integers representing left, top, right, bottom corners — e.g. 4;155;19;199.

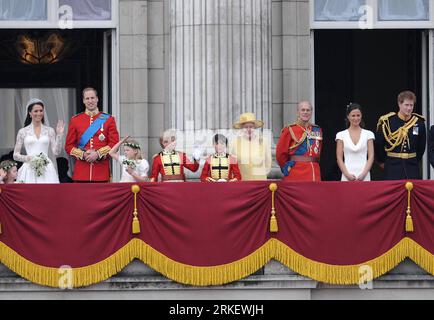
131;184;141;234
270;215;278;233
406;215;414;232
132;216;140;234
269;183;278;233
405;182;414;232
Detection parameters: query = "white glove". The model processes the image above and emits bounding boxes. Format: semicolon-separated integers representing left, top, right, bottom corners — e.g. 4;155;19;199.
192;147;202;161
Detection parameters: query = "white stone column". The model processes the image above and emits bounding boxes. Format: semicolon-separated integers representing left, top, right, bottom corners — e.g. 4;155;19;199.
169;0;271;130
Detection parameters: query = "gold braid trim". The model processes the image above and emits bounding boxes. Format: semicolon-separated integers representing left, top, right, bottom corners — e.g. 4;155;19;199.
376;112;396;130
381;116;418;152
0;238;432;287
98;146;111;159
70;147;84;160
288;126;307;150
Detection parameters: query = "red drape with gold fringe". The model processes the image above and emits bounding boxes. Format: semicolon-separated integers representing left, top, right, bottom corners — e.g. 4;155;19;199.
0;181;432;287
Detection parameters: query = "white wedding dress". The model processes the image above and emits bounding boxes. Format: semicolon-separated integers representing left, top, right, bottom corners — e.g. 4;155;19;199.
335;129;375;181
13;124;62;183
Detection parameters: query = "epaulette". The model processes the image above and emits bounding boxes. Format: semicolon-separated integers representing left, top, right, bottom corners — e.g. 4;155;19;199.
412;112;425;121
376;112;396;129
281;123;295;133
71;112;84;118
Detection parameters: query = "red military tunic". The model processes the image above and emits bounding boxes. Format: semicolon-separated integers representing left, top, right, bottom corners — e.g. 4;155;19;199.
276;122;322;181
65;110;119;182
200;154;242;182
150;150;199;182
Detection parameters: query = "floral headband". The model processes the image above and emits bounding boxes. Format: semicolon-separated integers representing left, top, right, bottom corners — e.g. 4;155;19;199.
123;142;141;150
0;161;17;172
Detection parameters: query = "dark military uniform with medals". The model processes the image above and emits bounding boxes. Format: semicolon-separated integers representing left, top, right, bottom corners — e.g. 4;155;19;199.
375;112;426;180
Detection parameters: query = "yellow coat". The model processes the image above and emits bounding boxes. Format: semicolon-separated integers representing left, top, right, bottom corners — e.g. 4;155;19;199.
229;134;272;181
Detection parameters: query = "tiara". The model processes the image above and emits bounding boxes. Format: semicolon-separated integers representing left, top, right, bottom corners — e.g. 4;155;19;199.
1;161;17;171
123;142;140;149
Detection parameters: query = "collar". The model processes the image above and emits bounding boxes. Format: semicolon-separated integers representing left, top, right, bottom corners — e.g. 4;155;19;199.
213;153;227;158
296;119;311;128
398;112;411;121
85;109;100;117
162;149;176;155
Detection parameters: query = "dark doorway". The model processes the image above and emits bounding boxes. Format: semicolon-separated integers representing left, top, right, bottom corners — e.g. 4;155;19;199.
314;29;423;181
0;29;108;112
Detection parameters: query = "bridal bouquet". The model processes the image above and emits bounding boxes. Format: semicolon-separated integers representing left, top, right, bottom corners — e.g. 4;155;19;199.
122;158;137;170
29;152;50;177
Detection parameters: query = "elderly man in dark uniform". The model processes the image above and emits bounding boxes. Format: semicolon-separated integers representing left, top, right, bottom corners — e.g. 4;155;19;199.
375;91;426;180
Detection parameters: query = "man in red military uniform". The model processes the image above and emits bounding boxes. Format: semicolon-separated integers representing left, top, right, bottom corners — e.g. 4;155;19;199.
65;87;120;182
200;134;241;182
150;129;199;182
276;101;323;181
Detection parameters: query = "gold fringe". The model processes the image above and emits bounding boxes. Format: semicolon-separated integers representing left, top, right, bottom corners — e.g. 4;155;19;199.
406;238;434;275
0;238;433;288
134;239;274;286
0;241;135;288
273;237;434;285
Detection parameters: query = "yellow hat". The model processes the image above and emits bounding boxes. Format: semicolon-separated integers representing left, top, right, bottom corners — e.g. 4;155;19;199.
233;113;264;129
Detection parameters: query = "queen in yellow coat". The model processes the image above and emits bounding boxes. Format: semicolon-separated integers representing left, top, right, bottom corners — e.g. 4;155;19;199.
229;113;272;181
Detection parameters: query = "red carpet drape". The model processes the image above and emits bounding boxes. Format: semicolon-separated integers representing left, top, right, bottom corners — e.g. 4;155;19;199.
0;181;432;287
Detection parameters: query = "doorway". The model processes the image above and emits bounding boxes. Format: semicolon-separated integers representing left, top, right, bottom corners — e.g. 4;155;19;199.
314;29;423;181
0;28;115;175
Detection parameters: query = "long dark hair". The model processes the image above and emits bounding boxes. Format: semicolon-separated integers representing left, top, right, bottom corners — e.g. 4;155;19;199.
24;100;45;127
345;103;364;128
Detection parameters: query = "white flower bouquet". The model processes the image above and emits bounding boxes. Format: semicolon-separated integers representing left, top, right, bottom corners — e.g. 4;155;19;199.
122;158;137;170
29;152;50;177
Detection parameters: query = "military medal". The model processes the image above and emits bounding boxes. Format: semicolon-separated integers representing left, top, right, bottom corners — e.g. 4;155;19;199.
99;125;105;141
413;125;419;135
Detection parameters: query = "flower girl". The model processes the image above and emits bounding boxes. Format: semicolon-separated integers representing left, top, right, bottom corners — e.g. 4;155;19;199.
109;136;149;182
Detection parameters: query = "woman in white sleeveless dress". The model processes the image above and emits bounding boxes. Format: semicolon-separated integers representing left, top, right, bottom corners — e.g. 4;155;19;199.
13;98;65;183
336;103;375;181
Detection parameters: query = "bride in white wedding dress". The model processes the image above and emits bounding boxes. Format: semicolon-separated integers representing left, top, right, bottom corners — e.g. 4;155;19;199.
13;98;65;183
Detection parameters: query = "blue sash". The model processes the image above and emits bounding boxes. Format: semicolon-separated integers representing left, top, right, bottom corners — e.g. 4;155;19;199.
78;113;110;149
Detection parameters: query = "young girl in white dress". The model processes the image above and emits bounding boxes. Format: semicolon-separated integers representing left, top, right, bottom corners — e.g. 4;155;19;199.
0;160;18;184
109;136;149;182
13;98;64;183
336;103;375;181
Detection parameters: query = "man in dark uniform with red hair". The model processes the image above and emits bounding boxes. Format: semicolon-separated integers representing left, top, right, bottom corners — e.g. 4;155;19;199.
65;87;120;182
276;101;323;181
375;90;426;180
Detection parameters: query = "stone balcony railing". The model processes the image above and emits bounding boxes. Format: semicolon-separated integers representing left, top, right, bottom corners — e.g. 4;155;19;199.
0;259;433;300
